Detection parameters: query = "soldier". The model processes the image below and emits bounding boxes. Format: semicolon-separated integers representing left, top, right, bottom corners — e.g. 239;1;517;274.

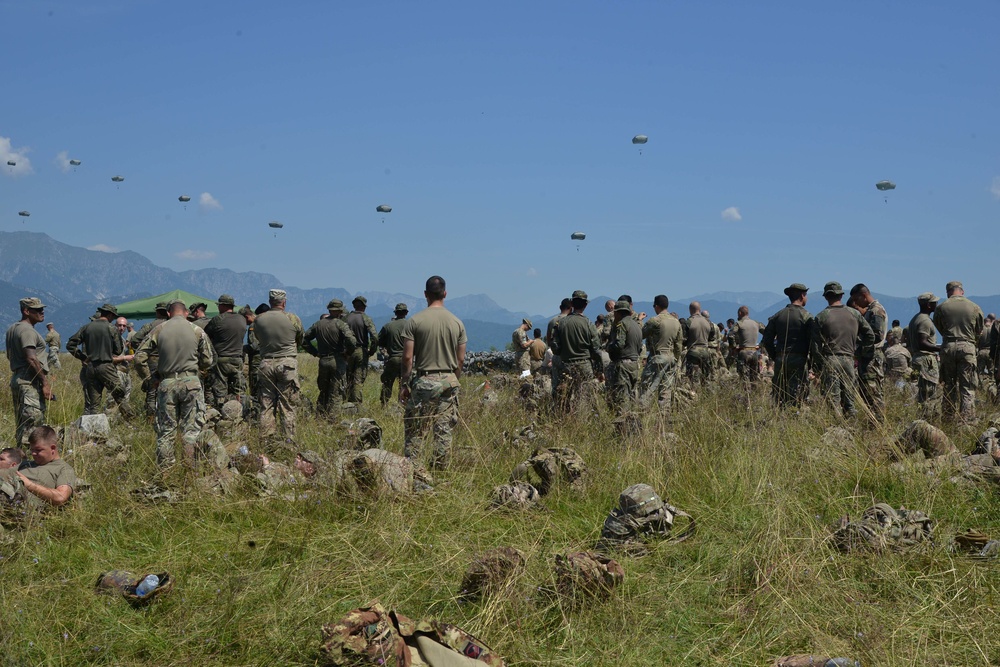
884;331;912;385
907;293;941;411
204;294;248;408
400;275;467;470
2;425;76;507
345;296;378;405
130;302;170;417
605;299;643;412
933;280;984;422
377;303;408;406
598;300;616;347
684;302;716;385
254;290;303;442
552;290;604;413
66;303;133;418
124;321;136;351
528;327;547;375
134;300;215;467
639;294;684;416
546;297;573;399
512;318;532;373
889;319;904;345
5;297;52;445
304;299;357;414
761;283;813;408
732;306;762;384
812;282;875;418
849;283;888;418
978;313;995;378
113;316;134;405
187;302;210;329
244;303;269;408
44;322;61;370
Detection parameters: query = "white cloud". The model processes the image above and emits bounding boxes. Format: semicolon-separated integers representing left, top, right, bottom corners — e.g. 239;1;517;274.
991;176;1000;200
199;192;223;212
721;206;742;222
87;244;121;253
1;136;33;177
55;150;71;173
175;249;217;261
526;267;538;277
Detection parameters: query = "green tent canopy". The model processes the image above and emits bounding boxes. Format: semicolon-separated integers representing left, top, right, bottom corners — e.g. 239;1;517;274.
116;290;220;320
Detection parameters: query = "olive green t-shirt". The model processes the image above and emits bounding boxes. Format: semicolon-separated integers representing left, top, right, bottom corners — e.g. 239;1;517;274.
402;306;467;374
5;321;49;373
18;458;77;508
255;310;304;358
933;296;984;344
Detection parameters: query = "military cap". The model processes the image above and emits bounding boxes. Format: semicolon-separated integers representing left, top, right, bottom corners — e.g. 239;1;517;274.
783;283;808;296
352;295;367;306
189;302;208;311
394;302;409;313
614;299;631;313
822;281;844;297
946;280;963;292
917;292;939;304
217;294;235;306
19;297;45;310
268;289;286;301
297;450;321;465
572;290;589;301
522;318;533;328
167;299;186;309
46;322;54;327
238;304;254;318
98;303;119;316
155;301;169;312
327;298;345;311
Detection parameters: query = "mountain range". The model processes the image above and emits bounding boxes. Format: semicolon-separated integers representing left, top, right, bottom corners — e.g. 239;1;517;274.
2;231;998;350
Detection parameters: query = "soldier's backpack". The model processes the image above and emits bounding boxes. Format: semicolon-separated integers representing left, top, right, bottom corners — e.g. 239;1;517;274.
459;547;526;600
830;503;934;553
320;601;506;666
95;569;175;607
510;447;585;495
344;418;383;449
895;420;955;458
553;551;625;601
489;481;541;510
596;483;695;554
350;448;434;495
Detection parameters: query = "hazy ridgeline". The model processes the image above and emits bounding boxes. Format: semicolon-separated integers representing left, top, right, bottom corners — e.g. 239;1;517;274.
2;356;1000;666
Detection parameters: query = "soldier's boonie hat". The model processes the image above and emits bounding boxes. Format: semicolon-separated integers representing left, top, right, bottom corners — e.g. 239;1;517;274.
522;318;533;327
946;280;963;292
572;290;589;302
189;302;208;311
19;297;45;310
268;289;286;301
154;301;168;312
297;450;321;465
394;302;408;313
822;281;844;297
352;295;367;306
217;294;235;306
614;300;631;313
783;283;808;296
917;292;939;304
167;299;186;309
327;298;345;311
98;303;119;316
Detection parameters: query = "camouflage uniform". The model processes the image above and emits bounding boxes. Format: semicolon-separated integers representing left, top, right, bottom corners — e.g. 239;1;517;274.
512;322;531;372
605;303;643;413
684;312;717;385
884;343;912;384
130;307;168;416
5;311;50;445
377;306;408;405
66;309;133;418
761;290;813;408
732;317;762;383
858;298;888;417
255;303;304;441
44;326;61;370
245;317;262;404
934;291;984;421
345;302;379;404
203;299;248;408
811;289;875;418
546;311;569;401
304;304;357;415
907;308;941;409
639;310;683;413
551;298;603;414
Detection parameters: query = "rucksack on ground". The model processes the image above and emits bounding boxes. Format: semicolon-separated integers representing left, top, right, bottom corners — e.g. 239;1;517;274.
509;447;585;495
830;502;934;553
595;483;695;554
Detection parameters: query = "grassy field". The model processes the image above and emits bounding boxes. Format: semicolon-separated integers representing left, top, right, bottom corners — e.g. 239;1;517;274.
3;355;1000;666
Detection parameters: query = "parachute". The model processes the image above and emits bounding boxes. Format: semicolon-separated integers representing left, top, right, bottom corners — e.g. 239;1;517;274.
111;176;125;182
178;195;191;202
268;221;283;237
876;180;896;204
6;160;15;166
376;204;392;223
571;231;586;251
632;134;648;155
69;159;81;166
18;210;30;218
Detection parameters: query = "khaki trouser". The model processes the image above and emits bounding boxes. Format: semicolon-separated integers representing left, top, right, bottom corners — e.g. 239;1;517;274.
10;371;46;446
941;341;977;420
156;375;206;467
258;357;299;441
403;372;460;470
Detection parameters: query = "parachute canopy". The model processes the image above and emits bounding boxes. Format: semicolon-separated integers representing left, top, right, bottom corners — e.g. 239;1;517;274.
111;175;125;182
69;159;81;166
632;135;648;145
875;180;896;191
178;195;191;202
268;221;284;229
570;232;586;241
6;160;16;167
376;205;392;213
18;211;30;217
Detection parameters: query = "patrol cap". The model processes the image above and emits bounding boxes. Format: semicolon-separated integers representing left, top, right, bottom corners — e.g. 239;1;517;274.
327;298;345;311
188;302;208;311
822;281;844;297
19;297;45;310
352;295;367;306
572;290;589;302
98;303;119;316
217;294;235;306
268;289;286;301
154;301;169;313
917;292;939;304
394;302;408;313
522;318;533;328
614;299;631;313
946;280;963;292
783;283;808;297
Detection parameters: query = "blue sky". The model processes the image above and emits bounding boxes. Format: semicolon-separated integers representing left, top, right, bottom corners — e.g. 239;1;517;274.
2;1;998;315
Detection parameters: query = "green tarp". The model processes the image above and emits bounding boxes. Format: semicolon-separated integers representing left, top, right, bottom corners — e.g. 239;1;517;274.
116;290;220;320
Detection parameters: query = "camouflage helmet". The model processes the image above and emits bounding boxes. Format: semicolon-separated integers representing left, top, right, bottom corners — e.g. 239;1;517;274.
618;483;664;517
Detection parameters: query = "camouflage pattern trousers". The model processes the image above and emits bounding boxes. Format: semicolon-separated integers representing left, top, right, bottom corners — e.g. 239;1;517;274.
258;357;300;441
207;356;245;408
940;341;977;420
515;350;530;373
736;349;761;384
912;354;940;410
555;360;598;414
606;358;640;412
380;356;401;406
317;356;346;414
83;362;133;418
346;349;369;404
9;372;46;446
685;347;715;385
156;375;206;467
47;348;61;370
819;354;860;417
639;354;677;414
403;372;460;470
858;350;885;418
772;352;808;408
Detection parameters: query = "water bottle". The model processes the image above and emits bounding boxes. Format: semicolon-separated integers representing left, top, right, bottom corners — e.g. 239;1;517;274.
237;445;249;456
135;574;159;598
825;659;860;667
